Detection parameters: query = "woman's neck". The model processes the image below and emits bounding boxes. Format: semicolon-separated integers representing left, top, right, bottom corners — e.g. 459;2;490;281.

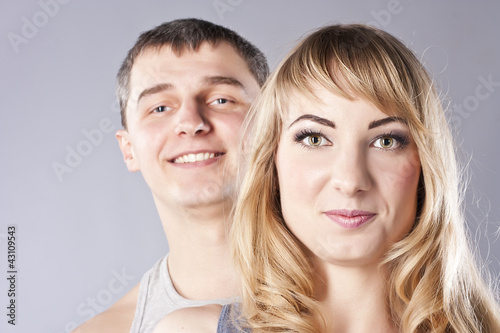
313;260;398;333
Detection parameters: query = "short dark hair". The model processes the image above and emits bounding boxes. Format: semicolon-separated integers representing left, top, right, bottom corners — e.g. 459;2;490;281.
116;18;269;129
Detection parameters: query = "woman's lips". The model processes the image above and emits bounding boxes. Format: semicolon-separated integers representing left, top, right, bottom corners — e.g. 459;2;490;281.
324;210;376;229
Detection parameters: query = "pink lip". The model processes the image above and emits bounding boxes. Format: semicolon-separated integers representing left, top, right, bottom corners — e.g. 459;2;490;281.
323;210;376;229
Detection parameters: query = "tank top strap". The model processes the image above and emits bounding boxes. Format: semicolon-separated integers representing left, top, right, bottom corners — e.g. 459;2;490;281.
217;303;250;333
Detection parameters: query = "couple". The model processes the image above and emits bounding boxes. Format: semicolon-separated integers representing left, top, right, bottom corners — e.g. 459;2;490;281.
77;19;500;332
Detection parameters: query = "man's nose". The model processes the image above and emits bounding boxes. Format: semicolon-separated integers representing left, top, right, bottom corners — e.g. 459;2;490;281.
174;100;211;136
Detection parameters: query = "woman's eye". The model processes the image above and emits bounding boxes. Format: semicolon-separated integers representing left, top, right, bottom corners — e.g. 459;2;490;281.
294;130;331;148
372;134;408;150
376;136;395;148
306;135;324;146
298;134;330;147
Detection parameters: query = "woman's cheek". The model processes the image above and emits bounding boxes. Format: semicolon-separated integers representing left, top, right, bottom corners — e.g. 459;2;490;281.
375;150;420;192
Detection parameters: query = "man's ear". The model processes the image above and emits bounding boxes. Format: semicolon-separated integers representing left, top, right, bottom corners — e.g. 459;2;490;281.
116;129;139;172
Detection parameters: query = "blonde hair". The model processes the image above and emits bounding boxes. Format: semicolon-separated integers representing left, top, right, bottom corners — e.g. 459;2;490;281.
231;24;500;332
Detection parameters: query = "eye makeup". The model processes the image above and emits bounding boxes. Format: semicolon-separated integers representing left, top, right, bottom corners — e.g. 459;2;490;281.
292;127;410;151
293;129;331;148
371;131;410;151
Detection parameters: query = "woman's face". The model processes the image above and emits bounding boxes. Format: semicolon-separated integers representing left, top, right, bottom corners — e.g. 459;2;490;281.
275;85;421;267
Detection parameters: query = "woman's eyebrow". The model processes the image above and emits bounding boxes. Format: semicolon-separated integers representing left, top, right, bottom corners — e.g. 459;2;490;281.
288;114;335;129
368;116;406;129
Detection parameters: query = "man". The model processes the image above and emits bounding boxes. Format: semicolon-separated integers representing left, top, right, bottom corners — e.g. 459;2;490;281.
74;18;268;333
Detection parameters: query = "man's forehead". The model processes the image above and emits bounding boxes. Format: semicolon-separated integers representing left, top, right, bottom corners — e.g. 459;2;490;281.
128;42;258;99
133;41;240;70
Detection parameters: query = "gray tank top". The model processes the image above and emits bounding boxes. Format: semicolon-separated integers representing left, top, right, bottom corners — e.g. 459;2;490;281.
130;255;235;333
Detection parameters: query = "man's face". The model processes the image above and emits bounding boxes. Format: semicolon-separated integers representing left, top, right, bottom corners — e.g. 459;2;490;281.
116;42;260;210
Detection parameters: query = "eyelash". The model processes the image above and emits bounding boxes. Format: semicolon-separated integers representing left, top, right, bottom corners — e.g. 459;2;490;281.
210;95;240;107
148;97;234;113
293;129;410;151
152;106;169;113
372;132;410;151
293;129;330;149
211;98;230;105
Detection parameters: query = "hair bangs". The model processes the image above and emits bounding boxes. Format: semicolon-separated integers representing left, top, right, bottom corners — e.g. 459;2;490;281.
273;25;429;135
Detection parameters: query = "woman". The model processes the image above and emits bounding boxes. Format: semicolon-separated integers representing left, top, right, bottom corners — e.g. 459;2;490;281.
155;24;500;332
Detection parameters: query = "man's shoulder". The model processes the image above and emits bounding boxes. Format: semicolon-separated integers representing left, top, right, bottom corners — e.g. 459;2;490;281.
72;282;141;333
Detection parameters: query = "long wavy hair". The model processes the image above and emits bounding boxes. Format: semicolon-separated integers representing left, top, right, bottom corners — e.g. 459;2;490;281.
231;24;500;332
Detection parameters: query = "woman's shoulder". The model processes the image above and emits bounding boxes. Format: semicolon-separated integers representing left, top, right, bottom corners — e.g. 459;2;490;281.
153;304;223;333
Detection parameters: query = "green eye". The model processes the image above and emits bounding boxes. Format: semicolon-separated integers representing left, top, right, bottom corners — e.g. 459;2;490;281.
308;135;323;146
372;133;409;151
295;130;330;148
379;137;394;148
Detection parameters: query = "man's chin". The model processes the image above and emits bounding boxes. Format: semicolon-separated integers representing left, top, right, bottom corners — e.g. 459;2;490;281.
162;184;235;210
183;187;234;207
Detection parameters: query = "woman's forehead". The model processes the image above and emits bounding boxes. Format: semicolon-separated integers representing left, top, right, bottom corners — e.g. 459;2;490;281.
279;85;406;127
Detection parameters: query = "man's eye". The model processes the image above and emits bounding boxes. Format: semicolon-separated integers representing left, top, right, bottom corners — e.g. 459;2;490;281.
210;98;231;105
153;106;169;113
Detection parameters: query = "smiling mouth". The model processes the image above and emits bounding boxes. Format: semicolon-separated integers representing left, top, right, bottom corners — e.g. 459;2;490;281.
172;152;224;164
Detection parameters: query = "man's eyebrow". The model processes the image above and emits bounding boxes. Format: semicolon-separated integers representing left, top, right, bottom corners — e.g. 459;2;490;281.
136;76;243;106
137;83;174;104
368;116;407;129
288;114;336;129
204;76;244;88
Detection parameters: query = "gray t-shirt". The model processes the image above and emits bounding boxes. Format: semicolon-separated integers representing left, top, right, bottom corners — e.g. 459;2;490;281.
130;255;235;333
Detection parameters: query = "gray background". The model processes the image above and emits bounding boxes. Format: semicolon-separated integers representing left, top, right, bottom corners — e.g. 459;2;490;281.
0;0;499;332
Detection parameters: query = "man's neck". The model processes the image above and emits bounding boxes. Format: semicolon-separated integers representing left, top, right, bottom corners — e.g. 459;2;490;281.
155;197;238;301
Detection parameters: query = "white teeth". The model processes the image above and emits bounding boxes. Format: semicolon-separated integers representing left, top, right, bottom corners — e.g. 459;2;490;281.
174;152;217;163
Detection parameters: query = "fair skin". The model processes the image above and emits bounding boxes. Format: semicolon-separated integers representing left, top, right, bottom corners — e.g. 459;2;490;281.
73;41;260;333
153;304;223;333
154;85;421;333
275;86;420;332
